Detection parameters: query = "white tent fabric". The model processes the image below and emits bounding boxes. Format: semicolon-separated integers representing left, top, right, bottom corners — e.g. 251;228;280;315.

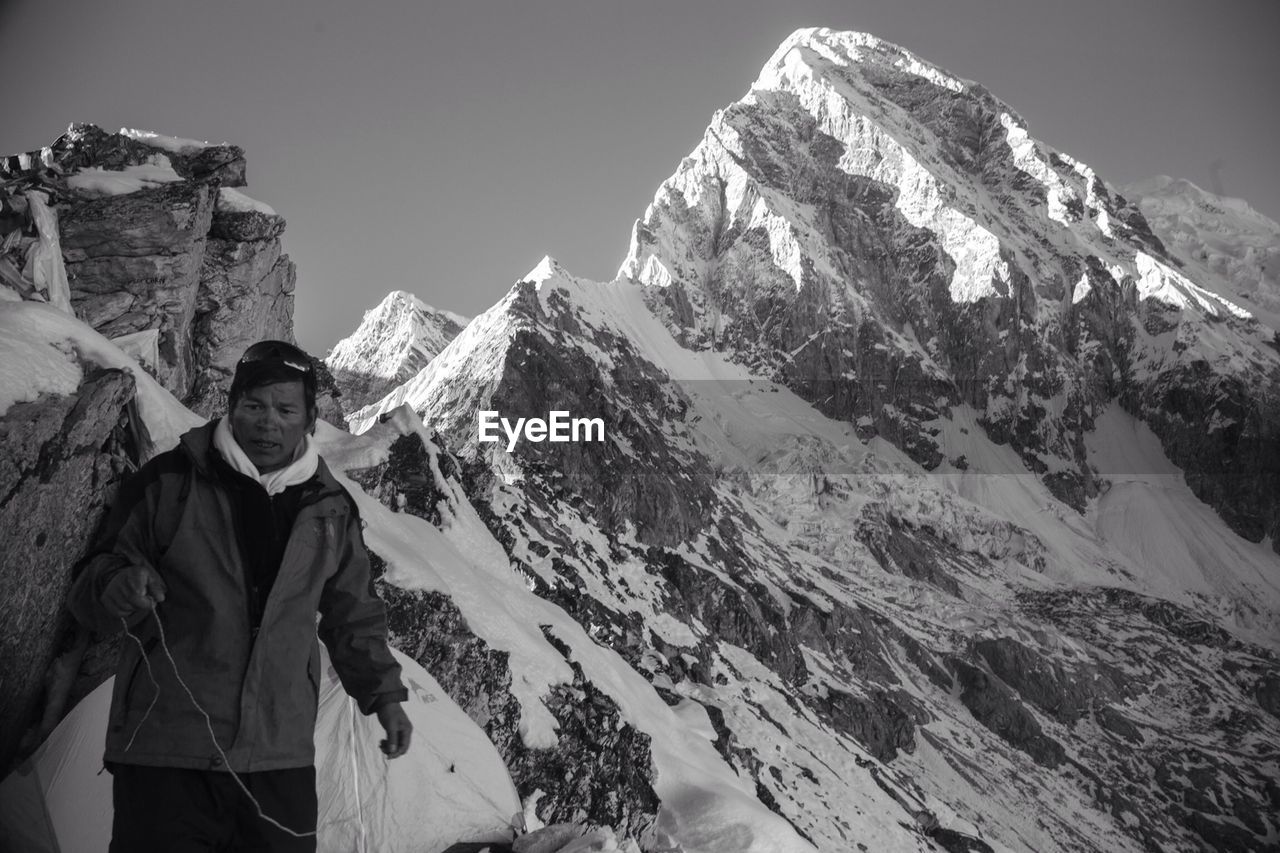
314;649;522;851
0;677;112;853
0;648;521;853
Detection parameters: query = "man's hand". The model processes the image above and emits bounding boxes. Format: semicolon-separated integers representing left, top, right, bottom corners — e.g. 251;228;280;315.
101;565;167;618
375;702;412;759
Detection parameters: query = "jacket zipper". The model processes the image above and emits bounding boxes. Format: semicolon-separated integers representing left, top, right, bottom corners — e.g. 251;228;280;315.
230;482;262;644
220;463;343;644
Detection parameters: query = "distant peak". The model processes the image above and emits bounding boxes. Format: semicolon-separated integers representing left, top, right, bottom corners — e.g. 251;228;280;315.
371;290;426;313
525;255;565;284
367;290;469;328
1124;175;1196;197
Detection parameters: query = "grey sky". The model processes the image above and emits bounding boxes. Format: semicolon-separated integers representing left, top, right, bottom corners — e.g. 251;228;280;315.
3;0;1276;355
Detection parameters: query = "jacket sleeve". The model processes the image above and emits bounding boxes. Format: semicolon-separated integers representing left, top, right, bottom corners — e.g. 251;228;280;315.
66;451;178;635
318;505;408;715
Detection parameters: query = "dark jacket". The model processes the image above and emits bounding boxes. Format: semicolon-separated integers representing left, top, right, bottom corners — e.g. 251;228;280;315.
68;420;407;773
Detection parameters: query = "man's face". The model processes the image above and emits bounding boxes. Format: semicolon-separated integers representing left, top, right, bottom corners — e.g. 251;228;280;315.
229;381;314;473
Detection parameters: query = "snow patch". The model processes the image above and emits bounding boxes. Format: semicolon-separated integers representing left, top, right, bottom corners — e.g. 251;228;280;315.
66;157;183;196
217;187;276;216
119;127;213;153
0;301;201;450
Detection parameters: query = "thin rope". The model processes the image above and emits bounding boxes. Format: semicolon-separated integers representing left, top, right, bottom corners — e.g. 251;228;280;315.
120;626;158;751
120;608;317;839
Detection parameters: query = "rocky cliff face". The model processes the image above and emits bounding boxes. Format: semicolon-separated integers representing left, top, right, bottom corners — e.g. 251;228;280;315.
0;362;136;775
7;123;298;418
326;290;467;412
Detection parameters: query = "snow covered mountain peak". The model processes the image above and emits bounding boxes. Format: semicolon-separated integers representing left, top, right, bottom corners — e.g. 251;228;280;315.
620;24;1280;557
755;27;973;98
526;255;568;285
336;28;1280;851
325;288;467;412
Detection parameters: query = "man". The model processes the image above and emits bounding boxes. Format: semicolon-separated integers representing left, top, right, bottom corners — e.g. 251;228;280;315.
69;340;411;852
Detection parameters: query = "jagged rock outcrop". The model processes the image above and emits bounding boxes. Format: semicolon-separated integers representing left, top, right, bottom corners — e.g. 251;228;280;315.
9;123;298;418
61;180;219;394
326;290;467;412
187;188;297;415
0;364;137;776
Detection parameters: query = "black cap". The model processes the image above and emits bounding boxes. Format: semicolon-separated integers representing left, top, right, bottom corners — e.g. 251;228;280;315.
229;340;317;410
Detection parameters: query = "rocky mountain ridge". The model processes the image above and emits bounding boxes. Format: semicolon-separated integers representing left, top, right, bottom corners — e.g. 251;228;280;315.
620;28;1280;551
2;122;306;419
347;27;1280;853
353;251;1279;851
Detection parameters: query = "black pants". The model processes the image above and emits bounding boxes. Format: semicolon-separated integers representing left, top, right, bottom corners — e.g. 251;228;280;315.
108;763;317;853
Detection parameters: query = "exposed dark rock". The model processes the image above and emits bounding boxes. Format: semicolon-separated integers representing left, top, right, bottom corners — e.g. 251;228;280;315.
54;123;246;187
855;511;963;597
378;580;523;747
311;358;346;428
351;433;450;526
807;687;916;762
931;828;996;853
647;546;807;684
623;33;1280;548
951;658;1066;768
0;365;135;776
489;312;716;548
210;208;285;243
186;223;296;417
1011;586;1280;850
1095;705;1142;744
1140;364;1280;550
380;567;660;840
973;636;1126;726
1257;671;1280;720
24;122;297;415
517;628;659;841
352;430;660;843
61;180;216;395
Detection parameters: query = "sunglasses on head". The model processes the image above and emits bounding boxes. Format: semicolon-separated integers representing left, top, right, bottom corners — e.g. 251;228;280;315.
238;340;314;375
